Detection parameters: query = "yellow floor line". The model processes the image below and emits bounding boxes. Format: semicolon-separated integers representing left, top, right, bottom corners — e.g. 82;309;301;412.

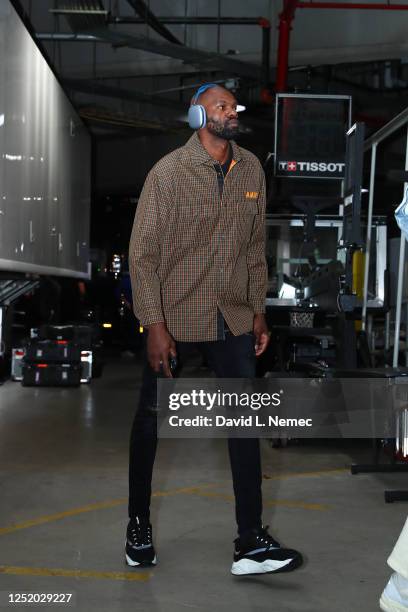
264;499;328;511
152;484;216;498
0;484;216;536
0;565;151;582
263;468;348;481
185;489;328;511
0;477;328;538
0;500;127;536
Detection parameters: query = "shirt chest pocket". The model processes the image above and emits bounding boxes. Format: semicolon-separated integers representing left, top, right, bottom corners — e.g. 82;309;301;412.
234;198;258;245
174;200;219;248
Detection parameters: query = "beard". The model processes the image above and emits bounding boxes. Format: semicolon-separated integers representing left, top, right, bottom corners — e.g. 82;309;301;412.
206;116;239;140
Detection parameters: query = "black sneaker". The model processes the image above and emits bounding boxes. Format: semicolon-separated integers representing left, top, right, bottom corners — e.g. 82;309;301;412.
125;517;157;567
231;526;302;576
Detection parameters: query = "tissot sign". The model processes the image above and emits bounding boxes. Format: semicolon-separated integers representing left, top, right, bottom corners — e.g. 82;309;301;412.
278;160;346;177
275;94;351;180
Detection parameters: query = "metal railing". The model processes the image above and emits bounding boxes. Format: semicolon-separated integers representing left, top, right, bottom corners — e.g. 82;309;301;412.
362;106;408;367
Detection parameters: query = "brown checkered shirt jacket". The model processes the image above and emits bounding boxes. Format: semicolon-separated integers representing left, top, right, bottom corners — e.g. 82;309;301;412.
129;132;267;342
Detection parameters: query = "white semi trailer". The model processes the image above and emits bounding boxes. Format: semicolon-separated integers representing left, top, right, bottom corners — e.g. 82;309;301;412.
0;0;91;362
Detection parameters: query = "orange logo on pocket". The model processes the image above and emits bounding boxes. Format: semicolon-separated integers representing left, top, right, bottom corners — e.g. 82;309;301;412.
245;191;259;199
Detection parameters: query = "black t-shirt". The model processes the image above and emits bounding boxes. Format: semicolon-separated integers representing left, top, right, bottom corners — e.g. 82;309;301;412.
214;144;233;197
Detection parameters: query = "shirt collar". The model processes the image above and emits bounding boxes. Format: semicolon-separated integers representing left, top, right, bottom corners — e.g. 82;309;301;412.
184;131;242;166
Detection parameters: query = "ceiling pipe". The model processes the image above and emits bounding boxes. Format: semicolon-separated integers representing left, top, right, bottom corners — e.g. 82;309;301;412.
37;33;100;41
276;0;298;93
109;16;271;25
37;26;262;80
297;2;408;9
80;28;262;80
124;0;183;45
115;13;271;85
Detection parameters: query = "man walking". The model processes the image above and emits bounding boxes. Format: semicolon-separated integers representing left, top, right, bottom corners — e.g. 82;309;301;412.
126;83;302;576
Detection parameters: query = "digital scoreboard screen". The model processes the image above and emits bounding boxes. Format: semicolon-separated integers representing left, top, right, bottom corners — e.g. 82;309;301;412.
275;94;351;180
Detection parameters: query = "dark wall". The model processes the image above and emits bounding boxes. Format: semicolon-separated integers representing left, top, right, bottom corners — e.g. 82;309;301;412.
94;132;189;196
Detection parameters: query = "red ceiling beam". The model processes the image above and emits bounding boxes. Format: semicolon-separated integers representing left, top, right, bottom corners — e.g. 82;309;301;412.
276;0;299;92
297;2;408;9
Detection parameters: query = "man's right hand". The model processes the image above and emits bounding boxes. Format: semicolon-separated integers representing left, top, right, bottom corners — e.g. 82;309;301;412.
146;322;177;377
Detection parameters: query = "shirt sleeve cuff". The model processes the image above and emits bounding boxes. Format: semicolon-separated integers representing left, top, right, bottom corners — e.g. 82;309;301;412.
139;315;165;327
252;304;266;314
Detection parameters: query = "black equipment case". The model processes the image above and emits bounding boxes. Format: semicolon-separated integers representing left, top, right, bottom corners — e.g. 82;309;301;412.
25;340;81;363
22;362;82;387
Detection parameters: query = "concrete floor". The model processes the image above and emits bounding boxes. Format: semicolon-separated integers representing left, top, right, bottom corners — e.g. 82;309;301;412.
0;354;407;612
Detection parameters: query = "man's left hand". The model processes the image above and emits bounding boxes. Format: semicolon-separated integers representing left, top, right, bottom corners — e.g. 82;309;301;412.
253;313;270;357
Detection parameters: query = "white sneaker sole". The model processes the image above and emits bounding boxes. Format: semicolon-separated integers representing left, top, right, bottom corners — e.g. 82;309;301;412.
126;553;157;567
231;557;293;575
380;593;408;612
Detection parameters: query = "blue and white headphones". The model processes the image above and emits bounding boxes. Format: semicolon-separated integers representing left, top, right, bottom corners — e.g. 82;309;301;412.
187;82;246;130
188;83;218;130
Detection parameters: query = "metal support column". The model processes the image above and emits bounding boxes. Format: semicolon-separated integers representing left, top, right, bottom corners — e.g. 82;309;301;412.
362;144;377;332
385;311;391;351
367;314;373;351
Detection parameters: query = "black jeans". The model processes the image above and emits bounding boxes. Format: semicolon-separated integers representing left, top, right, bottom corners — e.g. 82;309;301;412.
128;331;262;535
